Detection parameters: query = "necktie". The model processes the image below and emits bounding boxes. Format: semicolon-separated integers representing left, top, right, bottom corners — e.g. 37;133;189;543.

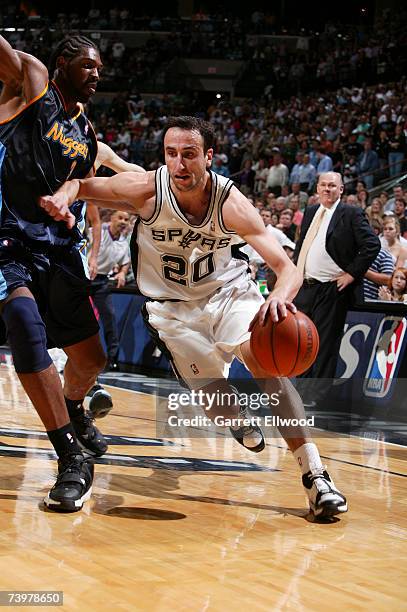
296;207;327;277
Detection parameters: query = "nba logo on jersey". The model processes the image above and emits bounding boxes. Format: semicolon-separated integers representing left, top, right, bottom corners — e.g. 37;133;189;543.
363;316;407;398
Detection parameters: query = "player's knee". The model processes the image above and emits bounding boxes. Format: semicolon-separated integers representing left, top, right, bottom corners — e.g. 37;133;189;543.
248;357;268;379
2;297;52;373
74;350;106;378
93;351;107;374
238;341;268;378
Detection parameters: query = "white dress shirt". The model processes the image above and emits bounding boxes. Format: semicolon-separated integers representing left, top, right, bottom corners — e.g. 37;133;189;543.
305;200;344;282
90;223;130;275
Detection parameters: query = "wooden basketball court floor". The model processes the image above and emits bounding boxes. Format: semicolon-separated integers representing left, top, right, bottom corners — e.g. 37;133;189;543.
0;364;406;611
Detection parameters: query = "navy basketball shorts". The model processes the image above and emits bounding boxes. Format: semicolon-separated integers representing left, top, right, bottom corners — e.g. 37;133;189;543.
0;237;99;348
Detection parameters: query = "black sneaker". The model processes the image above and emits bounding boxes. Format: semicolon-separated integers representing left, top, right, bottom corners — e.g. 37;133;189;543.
229;408;265;453
44;453;94;513
71;411;108;457
302;469;348;518
87;384;113;419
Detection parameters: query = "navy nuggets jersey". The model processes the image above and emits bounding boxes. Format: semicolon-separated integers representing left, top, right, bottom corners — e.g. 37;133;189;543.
0;81;97;248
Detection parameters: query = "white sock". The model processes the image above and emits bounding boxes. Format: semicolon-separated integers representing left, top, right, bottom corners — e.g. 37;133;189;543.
293;443;323;475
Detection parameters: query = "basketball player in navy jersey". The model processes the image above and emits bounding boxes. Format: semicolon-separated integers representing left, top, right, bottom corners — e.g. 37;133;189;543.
42;116;347;519
0;34;113;512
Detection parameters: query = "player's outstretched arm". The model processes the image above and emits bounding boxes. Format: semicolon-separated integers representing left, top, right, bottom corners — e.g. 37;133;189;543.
38;171;156;228
96;141;146;174
86;203;101;279
223;187;302;324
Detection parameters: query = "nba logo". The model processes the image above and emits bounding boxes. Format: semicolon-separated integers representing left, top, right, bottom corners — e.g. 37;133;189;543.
363;317;407;398
190;363;199;375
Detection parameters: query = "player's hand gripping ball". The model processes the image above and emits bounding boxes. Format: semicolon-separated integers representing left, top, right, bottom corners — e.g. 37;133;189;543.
250;310;319;377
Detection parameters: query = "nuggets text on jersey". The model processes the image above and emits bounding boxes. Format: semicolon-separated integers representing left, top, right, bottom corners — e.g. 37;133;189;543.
45;121;89;159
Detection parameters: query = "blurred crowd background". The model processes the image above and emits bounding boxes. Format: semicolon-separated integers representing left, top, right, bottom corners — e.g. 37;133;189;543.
1;0;407;305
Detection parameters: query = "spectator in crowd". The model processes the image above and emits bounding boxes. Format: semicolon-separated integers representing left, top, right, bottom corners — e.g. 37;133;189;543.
309;139;320;169
277;208;297;242
353;114;371;142
316;148;333;176
228;143;243;175
253;197;265;211
271;212;279;226
212;154;230;177
388;124;406;177
289;151;304;185
378;268;407;303
297;153;316;193
375;129;390;177
384;185;405;213
381;216;407;267
260;208;296;249
89;211;131;371
364;219;395;300
346;194;359;206
274;196;287;215
288;195;304;227
343;161;358;192
394;198;407;236
116;124;131;147
329;139;344;173
286;183;308;210
344;133;363;161
266;151;289;196
379;190;390;209
356;180;367;194
357;139;379;189
357;189;369;209
254;158;269;194
236;158;255;195
247;208;295;290
365;197;384;223
264;192;277;210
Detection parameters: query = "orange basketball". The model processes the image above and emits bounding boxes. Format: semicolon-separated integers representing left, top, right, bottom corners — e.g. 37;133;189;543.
250;310;319;377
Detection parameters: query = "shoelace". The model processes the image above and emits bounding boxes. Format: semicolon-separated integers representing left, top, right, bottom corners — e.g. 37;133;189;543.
57;456;83;480
309;473;332;493
73;413;95;436
309;471;325;481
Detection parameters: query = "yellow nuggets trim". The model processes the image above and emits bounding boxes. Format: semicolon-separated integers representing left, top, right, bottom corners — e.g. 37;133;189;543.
45;121;89;160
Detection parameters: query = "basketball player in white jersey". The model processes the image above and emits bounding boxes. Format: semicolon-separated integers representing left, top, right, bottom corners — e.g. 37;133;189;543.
40;116;347;519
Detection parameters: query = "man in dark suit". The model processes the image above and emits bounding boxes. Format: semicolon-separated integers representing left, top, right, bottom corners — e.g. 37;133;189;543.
294;172;380;382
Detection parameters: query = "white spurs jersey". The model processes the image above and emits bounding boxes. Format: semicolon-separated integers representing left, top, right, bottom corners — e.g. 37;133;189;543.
132;166;250;300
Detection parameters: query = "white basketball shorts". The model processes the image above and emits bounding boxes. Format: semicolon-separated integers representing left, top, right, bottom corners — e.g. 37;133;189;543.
144;275;264;389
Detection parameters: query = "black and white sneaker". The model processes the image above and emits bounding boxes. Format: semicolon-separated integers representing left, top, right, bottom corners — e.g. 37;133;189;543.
87;384;113;419
44;453;94;513
229;408;265;453
302;469;348;518
71;411;108;457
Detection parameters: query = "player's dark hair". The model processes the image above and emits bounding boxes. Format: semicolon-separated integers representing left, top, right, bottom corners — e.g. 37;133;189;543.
162;116;215;152
48;35;98;77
